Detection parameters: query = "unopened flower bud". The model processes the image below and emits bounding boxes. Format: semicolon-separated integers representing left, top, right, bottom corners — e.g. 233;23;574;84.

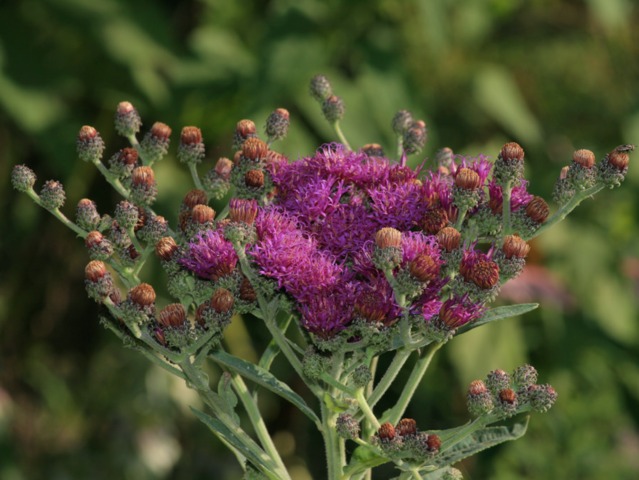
239;276;257;303
215;157;233;179
322;95;345;123
351;365;372;388
85;230;114;260
361;143;384;157
336;413;360;440
424;434;441;453
211;288;234;314
155;236;178;261
460;255;500;290
242;137;268;161
485;369;511;395
265;108;290;141
114;200;139;230
525;196;550;224
436;147;454;170
437;227;462;252
229;198;259;225
396;418;417;437
114;101;142;137
501;142;524;162
377;422;396;441
11;165;37;192
502;235;530;259
85;260;107;282
39;180;66;210
375;227;402;249
309;74;333;102
512;364;538;388
191;204;215;224
77;125;105;163
409;253;441;283
455;168;482;190
232;119;257;150
137;214;168;244
497;388;518;416
528;384;558;412
76;198;101;231
392;109;413;134
177;126;205;165
158;303;187;328
140;122;171;164
128;283;156;308
467;379;494;416
402;121;427;155
494;142;525;184
130;166;158;205
573;149;595;168
109;147;139;178
245;169;265;188
420;208;449;234
608;150;630;171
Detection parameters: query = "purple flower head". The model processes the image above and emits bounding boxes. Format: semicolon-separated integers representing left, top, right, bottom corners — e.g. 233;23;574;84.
279;176;344;227
421;172;454;209
438;295;486;330
488;180;533;213
456;154;493;186
298;286;355;338
459;248;500;290
401;231;442;264
179;228;238;280
367;179;425;230
254;207;298;241
353;275;402;326
317;203;379;260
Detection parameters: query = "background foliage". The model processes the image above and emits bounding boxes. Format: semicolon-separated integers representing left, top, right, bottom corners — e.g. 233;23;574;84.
1;0;638;478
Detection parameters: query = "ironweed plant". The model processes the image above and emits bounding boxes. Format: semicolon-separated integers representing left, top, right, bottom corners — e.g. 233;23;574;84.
12;75;633;480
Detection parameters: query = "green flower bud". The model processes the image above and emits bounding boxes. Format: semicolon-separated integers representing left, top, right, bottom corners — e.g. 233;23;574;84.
11;164;36;192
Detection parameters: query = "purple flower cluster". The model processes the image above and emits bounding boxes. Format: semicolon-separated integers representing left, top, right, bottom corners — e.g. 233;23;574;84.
178;142;533;341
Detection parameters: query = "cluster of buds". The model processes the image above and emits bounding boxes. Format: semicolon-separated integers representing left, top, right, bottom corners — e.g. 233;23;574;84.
467;365;557;418
374;418;442;461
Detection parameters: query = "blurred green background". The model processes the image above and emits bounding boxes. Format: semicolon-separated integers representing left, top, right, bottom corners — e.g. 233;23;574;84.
1;0;639;479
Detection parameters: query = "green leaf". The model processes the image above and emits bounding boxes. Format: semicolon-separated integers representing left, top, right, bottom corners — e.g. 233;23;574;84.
217;371;240;425
322;392;350;414
433;416;530;468
210;350;320;425
457;303;538;335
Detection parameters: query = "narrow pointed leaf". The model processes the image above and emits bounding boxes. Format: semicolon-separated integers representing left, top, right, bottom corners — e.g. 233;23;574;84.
458;303;538;335
210;350;320;425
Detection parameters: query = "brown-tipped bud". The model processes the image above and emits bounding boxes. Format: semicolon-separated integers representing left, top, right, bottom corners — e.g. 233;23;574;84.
155;236;178;261
85;231;105;249
131;166;155;187
245;169;265;188
436;147;454;169
211;288;235;314
158;303;187;328
115;101;142;137
149;122;172;141
409;253;441;283
322;95;345;123
39;180;66;210
573;149;595;168
502;235;530;259
375;227;402;249
229;198;259;225
499;388;517;405
310;74;333;102
215;157;233;180
242;137;268;161
500;142;524;161
191;204;215;224
486;369;511;394
392;110;413;134
378;422;396;441
180;126;202;145
265;108;290;141
183;189;208;210
77;125;105;163
236;119;256;138
437;226;462;252
454;168;482;190
239;277;257;302
525;196;550;224
559;165;570;180
608;150;630;171
425;434;441;453
362;143;384;157
468;379;489;396
85;260;107;282
461;257;500;289
420;208;448;235
76;198;101;230
128;283;156;307
396;418;417;437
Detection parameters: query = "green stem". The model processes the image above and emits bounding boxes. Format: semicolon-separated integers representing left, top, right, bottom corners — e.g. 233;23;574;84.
322;397;345;479
91;159;130;198
131;244;153;278
524;183;604;241
188;163;204;191
230;373;290;477
333;121;352;150
454;206;468;231
25;189;88;238
367;349;412;409
355;388;380;430
381;342;443;425
501;180;512;238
